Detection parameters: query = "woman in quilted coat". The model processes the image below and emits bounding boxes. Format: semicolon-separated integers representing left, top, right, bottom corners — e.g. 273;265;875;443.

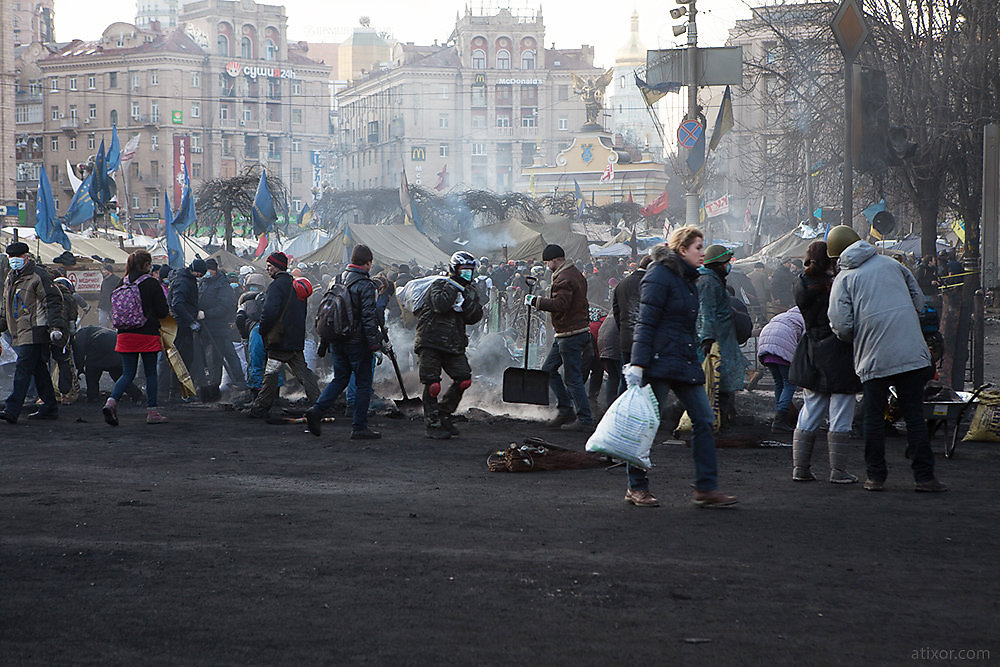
757;306;805;432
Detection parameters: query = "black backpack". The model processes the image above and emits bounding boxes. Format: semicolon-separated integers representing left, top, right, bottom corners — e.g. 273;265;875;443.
315;282;358;342
729;295;753;346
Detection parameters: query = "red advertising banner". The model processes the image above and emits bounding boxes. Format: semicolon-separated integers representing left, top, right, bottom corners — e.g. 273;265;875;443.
173;134;190;204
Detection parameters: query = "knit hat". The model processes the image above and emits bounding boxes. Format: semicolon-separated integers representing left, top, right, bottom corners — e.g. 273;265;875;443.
205;258;218;271
267;252;289;271
704;244;733;265
6;241;29;256
542;244;565;261
189;258;207;274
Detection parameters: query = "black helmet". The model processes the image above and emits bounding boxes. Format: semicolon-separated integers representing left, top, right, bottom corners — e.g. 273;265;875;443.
450;251;477;272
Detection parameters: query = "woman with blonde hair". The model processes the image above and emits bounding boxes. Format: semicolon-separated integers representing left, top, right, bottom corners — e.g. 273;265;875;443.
102;249;170;426
623;225;738;508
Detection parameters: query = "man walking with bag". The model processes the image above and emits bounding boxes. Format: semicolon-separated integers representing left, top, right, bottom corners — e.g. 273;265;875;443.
247;252;320;419
304;244;386;440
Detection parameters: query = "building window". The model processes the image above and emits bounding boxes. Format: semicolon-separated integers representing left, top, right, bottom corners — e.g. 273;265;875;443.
558;84;569;101
497;115;511;128
217;34;229;56
243;106;252;121
292;81;302;96
69;76;78;91
264;39;277;60
439;143;449;158
220;105;229;120
132;195;140;210
521;50;536;70
151;134;158;151
439;85;449;100
439;114;449;129
150;100;159;122
192;102;200;118
51;136;59;151
29;80;40;95
192;163;201;178
472;143;486;156
192;71;201;87
131;72;139;89
559;116;568;130
69;137;77;150
108;72;118;88
151;71;159;86
292;108;303;124
87;74;96;89
131;102;140;119
49;76;58;91
69;105;77;120
192;133;202;149
110;110;118;126
472;114;485;129
291;139;301;152
472;87;486;106
150;160;159;179
241;36;252;59
88;133;96;150
292;168;302;184
496;49;510;69
51;106;59;121
472;49;486;69
89;104;97;119
522;114;536;128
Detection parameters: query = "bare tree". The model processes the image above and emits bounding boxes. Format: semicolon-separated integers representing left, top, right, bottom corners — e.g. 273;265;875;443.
195;165;289;252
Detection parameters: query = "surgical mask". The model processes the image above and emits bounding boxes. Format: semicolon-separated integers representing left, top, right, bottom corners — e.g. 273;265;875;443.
725;263;732;275
8;256;25;271
230;282;239;290
460;268;473;282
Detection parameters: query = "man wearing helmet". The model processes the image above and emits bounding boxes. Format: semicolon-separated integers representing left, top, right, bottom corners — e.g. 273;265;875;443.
826;225;946;493
524;244;595;430
415;251;483;439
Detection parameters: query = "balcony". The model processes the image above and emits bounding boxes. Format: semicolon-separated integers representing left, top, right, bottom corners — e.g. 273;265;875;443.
219;117;237;128
267;151;281;161
132;114;158;127
60;118;79;132
496;126;513;137
265;120;283;132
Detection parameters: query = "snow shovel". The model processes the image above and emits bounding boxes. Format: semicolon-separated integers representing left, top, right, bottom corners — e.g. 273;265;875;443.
386;347;423;413
502;277;550;405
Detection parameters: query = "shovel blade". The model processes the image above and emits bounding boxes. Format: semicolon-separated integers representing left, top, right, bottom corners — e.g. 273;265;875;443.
502;367;550;405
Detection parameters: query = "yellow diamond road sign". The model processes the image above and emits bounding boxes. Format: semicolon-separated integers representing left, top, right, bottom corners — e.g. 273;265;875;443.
831;0;869;62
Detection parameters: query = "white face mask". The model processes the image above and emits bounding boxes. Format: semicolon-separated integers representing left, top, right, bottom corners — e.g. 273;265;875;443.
8;256;26;271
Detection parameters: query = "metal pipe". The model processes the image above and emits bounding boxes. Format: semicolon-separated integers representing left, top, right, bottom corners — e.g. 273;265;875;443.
684;1;700;227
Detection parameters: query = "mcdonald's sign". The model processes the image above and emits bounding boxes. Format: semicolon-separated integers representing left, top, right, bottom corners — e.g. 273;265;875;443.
411;146;426;161
473;72;487;86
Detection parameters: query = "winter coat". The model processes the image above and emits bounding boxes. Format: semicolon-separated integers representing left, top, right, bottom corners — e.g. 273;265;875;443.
198;272;237;330
533;261;589;336
749;268;771;306
235;290;264;339
0;259;67;346
757;307;805;364
339;264;382;351
414;276;483;355
770;265;794;305
168;268;200;328
98;272;122;312
829;240;930;382
630;246;704;385
789;272;862;394
696;266;748;392
596;313;621;361
259;271;307;353
612;268;643;361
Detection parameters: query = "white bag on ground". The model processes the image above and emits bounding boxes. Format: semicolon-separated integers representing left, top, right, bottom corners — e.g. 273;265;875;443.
586;384;660;469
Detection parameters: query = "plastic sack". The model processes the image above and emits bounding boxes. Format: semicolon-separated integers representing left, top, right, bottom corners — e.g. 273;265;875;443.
676;341;721;435
396;275;465;313
962;390;1000;442
585;384;660;469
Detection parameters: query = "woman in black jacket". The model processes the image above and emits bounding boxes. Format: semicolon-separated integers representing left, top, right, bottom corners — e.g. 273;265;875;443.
625;225;737;508
788;240;861;483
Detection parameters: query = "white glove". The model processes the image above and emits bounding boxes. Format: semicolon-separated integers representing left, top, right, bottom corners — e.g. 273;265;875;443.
624;364;644;388
524;294;537;307
49;330;64;344
190;322;202;333
374;351;384;366
453;291;465;312
197;310;205;320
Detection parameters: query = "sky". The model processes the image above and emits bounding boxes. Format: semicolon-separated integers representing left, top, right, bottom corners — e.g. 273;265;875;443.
53;0;754;70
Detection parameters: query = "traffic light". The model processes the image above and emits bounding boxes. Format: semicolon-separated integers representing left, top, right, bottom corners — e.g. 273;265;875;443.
856;68;889;174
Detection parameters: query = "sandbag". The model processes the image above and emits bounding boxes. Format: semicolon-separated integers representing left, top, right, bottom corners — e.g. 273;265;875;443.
962;390;1000;442
676;342;722;435
585;384;660;470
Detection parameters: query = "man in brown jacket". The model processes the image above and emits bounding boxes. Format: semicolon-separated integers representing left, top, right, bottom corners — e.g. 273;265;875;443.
525;244;594;430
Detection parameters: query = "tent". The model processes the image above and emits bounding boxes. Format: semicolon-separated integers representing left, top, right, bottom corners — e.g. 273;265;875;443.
881;236;953;257
734;229;817;268
458;220;546;262
1;227;130;265
281;229;331;259
295;224;450;269
524;219;590;263
208;248;256;274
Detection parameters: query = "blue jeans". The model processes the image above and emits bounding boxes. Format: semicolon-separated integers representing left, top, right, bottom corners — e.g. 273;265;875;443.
347;356;377;406
541;331;593;423
4;343;57;418
312;342;373;431
112;351;158;407
766;362;795;412
627;378;719;492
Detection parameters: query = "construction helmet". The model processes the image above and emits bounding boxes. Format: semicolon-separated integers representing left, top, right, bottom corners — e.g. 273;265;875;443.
450;251;477;272
292;277;313;300
826;225;861;258
704;244;734;265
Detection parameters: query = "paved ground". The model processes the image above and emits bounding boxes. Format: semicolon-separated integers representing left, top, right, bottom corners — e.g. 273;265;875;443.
2;389;998;665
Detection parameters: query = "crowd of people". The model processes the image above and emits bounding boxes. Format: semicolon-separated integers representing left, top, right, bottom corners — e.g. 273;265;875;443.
0;221;950;505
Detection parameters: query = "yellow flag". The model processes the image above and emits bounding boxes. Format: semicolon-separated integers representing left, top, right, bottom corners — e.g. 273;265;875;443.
951;219;966;243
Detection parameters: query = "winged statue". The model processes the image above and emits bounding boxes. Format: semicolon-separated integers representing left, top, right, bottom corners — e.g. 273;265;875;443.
571;68;615;126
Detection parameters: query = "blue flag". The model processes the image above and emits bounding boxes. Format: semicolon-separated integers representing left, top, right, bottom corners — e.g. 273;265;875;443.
35;166;72;251
573;179;585;219
251;169;277;235
164;192;184;269
173;163;197;232
297;203;313;228
106;125;121;174
89;138;112;209
63;172;95;229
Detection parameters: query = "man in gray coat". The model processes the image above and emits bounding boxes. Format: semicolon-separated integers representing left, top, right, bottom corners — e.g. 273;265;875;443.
826;225;945;492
